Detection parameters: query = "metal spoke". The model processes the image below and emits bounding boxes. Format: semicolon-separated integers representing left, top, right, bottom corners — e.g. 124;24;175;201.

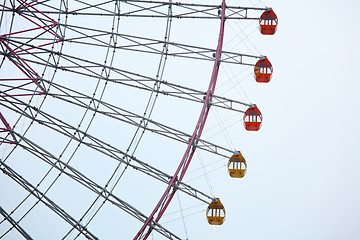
1;134;182;240
0;93;218;204
6;89;236;157
0;206;33;240
1;37;253;113
0;160;99;240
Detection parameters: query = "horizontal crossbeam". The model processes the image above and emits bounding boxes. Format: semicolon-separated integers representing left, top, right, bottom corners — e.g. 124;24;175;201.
1;1;267;19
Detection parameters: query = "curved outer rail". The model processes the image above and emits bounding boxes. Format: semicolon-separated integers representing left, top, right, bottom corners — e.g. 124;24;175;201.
134;0;227;239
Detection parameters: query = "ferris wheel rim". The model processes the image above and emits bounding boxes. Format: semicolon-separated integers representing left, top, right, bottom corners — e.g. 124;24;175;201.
134;0;228;238
0;0;276;239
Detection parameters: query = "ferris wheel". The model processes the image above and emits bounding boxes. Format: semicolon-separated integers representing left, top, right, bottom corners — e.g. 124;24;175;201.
0;0;278;239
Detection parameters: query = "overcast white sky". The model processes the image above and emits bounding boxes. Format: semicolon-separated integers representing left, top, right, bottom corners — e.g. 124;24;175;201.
228;0;360;239
1;0;360;239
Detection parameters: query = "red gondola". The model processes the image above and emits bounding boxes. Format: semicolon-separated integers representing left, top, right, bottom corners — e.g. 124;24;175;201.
243;105;262;131
259;9;278;35
254;57;272;83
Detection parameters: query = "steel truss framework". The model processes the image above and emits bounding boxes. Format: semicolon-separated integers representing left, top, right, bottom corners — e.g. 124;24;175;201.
0;206;32;240
1;1;268;19
0;0;270;239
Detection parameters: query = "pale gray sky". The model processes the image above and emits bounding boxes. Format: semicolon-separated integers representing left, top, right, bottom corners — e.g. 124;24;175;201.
1;0;359;239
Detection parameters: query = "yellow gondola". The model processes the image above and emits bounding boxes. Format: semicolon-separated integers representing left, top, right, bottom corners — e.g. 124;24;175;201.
206;198;225;225
228;152;247;178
